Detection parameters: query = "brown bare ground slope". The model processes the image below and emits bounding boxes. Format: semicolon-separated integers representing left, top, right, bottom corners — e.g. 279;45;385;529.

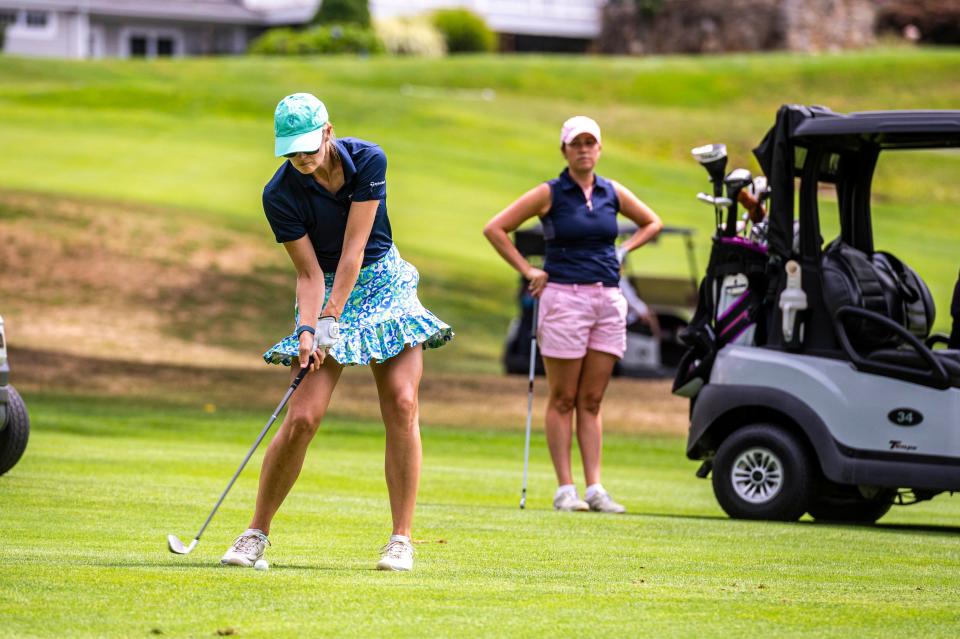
1;191;688;435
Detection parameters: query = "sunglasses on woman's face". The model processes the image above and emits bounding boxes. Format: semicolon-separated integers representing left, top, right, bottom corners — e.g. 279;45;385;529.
283;147;321;159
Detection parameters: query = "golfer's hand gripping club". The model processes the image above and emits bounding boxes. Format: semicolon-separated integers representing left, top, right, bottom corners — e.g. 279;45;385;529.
297;316;340;370
314;315;340;353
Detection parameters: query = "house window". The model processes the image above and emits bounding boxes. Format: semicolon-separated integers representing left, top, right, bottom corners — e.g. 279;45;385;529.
0;10;17;26
156;37;175;56
129;36;148;57
25;11;48;28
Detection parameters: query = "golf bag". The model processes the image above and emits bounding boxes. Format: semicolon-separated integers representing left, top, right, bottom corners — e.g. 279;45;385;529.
503;286;545;376
673;235;771;397
821;240;936;351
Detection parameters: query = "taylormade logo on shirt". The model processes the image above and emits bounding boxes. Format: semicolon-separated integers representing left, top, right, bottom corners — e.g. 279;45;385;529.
370;180;386;187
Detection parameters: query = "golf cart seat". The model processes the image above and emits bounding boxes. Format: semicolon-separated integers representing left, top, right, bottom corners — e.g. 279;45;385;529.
868;348;960;388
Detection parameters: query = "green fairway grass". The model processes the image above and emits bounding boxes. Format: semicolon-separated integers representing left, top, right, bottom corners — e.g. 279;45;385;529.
1;50;960;372
1;391;959;638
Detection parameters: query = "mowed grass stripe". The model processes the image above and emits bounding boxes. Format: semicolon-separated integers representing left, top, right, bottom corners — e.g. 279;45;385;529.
1;394;959;637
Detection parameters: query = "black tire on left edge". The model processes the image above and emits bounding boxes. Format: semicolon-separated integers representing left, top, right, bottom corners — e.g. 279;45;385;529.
0;385;30;476
712;423;813;521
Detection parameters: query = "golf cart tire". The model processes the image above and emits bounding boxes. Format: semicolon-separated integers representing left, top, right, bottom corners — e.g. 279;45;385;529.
0;385;29;476
712;423;812;522
807;489;894;524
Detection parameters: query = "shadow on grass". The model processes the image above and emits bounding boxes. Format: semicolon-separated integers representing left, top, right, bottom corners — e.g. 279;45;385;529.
640;511;960;536
102;561;345;571
826;521;960;536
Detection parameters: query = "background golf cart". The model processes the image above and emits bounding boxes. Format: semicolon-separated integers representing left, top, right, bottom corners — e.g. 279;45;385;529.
503;222;698;378
0;315;29;476
675;105;960;524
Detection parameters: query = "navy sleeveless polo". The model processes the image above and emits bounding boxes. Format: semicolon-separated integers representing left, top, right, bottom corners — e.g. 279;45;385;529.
542;168;621;286
262;137;393;272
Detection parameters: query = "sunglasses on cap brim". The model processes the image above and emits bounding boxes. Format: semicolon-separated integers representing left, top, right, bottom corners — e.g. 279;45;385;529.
283;147;321;159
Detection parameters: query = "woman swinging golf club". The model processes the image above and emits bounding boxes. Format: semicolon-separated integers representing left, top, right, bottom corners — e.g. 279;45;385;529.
221;93;453;572
484;116;662;513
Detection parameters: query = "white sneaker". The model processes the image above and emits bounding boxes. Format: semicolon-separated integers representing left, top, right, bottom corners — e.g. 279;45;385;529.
221;530;270;567
376;539;414;572
553;491;590;512
586;490;626;514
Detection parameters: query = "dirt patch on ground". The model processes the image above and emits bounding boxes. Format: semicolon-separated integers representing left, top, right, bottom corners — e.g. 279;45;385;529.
2;190;689;435
0;189;290;367
9;346;689;435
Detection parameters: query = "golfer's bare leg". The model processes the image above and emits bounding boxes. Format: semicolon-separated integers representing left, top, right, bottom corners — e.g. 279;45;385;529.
542;356;584;486
250;358;342;534
371;345;423;538
575;349;617;487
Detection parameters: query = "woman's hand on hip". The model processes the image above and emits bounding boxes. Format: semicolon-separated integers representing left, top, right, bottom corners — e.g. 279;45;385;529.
525;267;549;297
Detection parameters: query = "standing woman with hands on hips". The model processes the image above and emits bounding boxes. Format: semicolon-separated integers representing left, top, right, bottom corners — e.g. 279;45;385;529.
220;93;453;572
483;116;662;513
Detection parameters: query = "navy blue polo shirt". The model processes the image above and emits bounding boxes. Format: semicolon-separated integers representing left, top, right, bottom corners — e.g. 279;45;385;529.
542;168;621;286
262;137;393;272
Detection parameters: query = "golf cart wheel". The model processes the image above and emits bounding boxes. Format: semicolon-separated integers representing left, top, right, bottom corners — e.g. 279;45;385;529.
0;385;30;476
712;424;812;521
807;488;894;524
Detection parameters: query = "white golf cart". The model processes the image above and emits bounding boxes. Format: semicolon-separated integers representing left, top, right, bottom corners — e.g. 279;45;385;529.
674;105;960;523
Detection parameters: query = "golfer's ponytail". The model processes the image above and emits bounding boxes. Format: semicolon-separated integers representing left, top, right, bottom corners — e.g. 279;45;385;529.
327;125;340;164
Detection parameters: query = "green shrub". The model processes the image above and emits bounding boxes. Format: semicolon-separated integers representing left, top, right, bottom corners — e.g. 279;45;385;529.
375;15;446;57
249;24;384;55
313;0;370;28
432;9;496;53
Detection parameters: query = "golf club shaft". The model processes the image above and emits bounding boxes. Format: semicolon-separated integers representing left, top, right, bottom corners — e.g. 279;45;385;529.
520;297;538;509
190;365;311;541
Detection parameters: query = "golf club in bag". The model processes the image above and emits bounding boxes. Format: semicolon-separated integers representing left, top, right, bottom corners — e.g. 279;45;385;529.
519;297;538;510
167;363;312;555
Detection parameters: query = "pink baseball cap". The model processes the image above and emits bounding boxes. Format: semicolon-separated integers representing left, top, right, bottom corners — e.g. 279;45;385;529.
560;115;601;145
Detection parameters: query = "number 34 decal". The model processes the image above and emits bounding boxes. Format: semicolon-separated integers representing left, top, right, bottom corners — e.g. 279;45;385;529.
888;408;924;427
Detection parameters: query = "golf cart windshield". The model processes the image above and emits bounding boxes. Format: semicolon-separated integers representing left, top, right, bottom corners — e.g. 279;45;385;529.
753;106;960;261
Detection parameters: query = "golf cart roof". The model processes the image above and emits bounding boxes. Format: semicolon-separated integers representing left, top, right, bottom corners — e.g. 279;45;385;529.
516;222;694;239
753;105;960;260
514;222;694;257
792;109;960;149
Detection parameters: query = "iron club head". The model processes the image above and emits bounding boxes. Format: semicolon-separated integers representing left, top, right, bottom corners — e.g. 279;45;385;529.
167;534;198;555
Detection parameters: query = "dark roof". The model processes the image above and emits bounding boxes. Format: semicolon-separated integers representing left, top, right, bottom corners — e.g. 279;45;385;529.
0;0;315;26
513;223;693;257
792;110;960;149
516;222;693;238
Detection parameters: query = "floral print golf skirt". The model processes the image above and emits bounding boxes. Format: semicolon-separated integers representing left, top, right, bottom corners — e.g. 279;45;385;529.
263;244;454;367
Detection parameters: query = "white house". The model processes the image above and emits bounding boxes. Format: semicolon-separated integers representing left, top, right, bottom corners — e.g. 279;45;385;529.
0;0;314;58
371;0;605;49
0;0;607;58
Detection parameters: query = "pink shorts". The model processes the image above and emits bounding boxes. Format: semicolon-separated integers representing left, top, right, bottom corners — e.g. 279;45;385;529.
537;282;627;359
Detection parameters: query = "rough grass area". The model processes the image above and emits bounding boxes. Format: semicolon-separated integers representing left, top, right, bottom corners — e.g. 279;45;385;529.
1;392;958;638
1;50;959;373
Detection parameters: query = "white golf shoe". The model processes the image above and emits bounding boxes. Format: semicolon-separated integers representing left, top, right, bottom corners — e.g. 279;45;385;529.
553;491;590;512
586;490;627;514
221;530;270;567
376;538;414;572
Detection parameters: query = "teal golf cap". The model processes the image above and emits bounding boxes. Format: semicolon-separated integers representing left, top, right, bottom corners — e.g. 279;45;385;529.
274;93;329;157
